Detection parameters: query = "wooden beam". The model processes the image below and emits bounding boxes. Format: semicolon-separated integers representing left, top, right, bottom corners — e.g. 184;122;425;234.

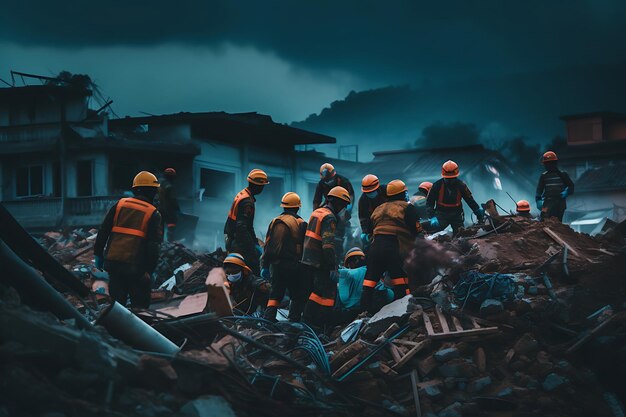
543;227;582;259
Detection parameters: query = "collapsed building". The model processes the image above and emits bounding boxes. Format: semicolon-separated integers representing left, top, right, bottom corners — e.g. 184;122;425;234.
1;194;625;417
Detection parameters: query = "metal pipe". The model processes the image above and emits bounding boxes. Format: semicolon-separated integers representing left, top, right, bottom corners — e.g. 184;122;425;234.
0;203;90;296
96;302;180;355
0;239;93;329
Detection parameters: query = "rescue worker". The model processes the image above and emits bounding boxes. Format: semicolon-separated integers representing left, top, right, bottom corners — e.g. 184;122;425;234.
357;174;387;247
224;169;269;274
94;171;163;308
426;161;485;236
302;186;352;327
313;163;355;260
223;253;270;314
535;151;575;222
516;200;533;219
335;248;394;322
361;180;424;313
261;192;308;322
158;167;180;242
411;181;433;220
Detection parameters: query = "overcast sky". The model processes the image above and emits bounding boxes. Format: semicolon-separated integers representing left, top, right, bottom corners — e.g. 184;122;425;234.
2;0;626;153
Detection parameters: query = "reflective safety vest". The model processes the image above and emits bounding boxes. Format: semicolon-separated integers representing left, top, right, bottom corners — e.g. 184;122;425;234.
301;207;334;268
371;200;415;257
105;197;157;264
224;188;253;237
436;182;462;209
265;213;305;261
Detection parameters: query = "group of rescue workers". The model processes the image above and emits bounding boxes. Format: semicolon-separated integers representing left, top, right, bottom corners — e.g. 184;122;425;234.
94;150;574;327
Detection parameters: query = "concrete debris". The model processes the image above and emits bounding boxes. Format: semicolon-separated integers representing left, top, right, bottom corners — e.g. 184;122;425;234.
1;213;624;416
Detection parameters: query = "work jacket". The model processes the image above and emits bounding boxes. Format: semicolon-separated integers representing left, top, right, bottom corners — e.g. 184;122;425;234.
301;207;337;270
313;174;355;210
371;199;422;257
158;178;180;226
225;272;270;314
358;184;387;235
535;169;575;205
261;212;307;268
426;178;480;215
94;196;163;275
224;188;257;252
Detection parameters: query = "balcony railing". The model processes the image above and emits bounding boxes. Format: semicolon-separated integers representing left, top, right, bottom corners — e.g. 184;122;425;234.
2;196;119;229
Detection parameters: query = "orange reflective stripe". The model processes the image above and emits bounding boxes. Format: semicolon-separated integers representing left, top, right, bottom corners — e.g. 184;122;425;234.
267;299;280;307
228;188;252;221
111;197;156;240
437;183;462;208
308;292;335;307
363;279;378;288
390;277;408;286
305;229;322;241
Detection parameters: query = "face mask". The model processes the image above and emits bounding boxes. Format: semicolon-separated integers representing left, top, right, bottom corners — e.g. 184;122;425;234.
404;191;410;202
227;271;242;283
366;191;378;199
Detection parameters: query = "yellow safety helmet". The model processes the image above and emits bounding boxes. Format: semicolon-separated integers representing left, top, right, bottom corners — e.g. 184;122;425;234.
327;186;351;203
223;253;252;273
281;192;301;208
247;169;269;186
386;179;408;196
344;247;365;264
132;171;160;188
320;163;336;179
361;174;380;193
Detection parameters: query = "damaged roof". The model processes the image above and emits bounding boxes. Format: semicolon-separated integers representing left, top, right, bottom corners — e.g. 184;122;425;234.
574;164;626;193
109;111;336;147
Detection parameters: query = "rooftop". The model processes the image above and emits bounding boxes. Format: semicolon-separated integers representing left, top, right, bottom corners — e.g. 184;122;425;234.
109;112;336;147
0;84;92;101
574;163;626;193
560;111;626;121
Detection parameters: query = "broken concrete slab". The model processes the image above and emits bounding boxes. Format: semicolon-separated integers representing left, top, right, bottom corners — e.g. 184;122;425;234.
363;295;415;338
181;395;237;417
542;373;568;392
434;347;460;363
467;376;492;393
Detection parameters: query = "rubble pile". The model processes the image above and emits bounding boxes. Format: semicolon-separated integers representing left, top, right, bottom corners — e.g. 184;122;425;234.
2;216;624;416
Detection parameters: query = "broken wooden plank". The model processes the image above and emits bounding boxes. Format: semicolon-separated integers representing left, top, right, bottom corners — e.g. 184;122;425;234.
543;227;582;259
475;347;486;373
427;327;499;340
435;306;450;334
451;316;463;332
393;340;430;370
422;312;435;336
410;369;423;417
389;343;403;364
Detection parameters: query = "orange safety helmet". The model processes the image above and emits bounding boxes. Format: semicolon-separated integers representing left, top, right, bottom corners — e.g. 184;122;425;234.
327;186;351;203
418;181;433;194
247;169;269;186
361;174;380;193
320;163;336;179
441;160;459;178
344;247;365;264
542;151;558;163
516;200;531;213
386;179;408;196
223;253;252;273
280;192;301;208
164;167;177;176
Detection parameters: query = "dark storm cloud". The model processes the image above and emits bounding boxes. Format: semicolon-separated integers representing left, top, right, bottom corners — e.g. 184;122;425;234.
3;0;626;82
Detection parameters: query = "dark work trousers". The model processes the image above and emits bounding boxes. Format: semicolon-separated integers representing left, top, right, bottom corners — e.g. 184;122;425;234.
542;199;566;222
303;268;336;327
109;271;151;309
435;210;465;236
361;235;409;313
264;263;309;322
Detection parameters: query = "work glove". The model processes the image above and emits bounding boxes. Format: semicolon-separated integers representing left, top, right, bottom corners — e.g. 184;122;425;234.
94;255;104;269
346;203;353;213
255;244;263;257
261;267;271;280
360;233;371;244
560;187;569;199
474;207;485;222
429;217;440;228
536;199;543;210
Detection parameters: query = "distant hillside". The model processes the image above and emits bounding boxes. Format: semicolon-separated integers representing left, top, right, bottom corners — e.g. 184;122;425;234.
291;62;626;159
